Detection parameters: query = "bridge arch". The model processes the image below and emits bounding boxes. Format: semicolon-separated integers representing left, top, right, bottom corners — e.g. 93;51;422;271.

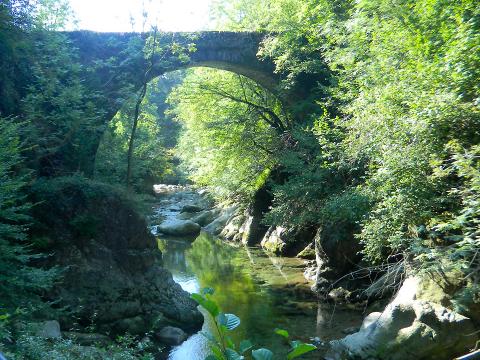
63;30;282;175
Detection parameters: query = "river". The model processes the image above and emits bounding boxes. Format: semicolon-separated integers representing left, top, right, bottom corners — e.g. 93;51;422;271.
151;188;364;359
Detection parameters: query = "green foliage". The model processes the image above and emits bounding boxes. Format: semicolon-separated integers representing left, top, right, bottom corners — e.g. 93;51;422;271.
22;31;106;176
191;288;316;360
169;68;283;202
95;73;184;192
0;117;57;330
207;0;480;303
1;332;155;360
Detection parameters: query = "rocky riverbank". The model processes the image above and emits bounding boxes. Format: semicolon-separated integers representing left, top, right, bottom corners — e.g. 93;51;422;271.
29;177;203;345
152;184;479;359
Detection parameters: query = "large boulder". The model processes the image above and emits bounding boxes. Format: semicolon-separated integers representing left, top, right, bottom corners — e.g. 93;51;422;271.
29;177;203;337
313;221;362;296
155;326;188;345
190;209;221;227
204;206;238;235
35;320;61;339
158;219;201;236
241;186;272;246
328;277;479;360
220;213;246;241
180;204;204;213
261;226;315;256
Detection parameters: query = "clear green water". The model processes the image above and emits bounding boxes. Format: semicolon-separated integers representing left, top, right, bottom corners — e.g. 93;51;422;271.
157;232;364;360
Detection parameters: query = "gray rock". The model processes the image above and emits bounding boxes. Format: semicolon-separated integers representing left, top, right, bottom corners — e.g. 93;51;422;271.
220;214;245;240
261;226;287;254
180;204;204;213
204;206;237;235
155;326;188;345
261;226;316;256
191;209;221;227
35;320;61;339
328;277;479;360
313;222;362;295
158;220;201;236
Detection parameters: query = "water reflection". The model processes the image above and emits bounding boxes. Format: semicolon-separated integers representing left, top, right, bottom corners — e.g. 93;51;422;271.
159;232;363;360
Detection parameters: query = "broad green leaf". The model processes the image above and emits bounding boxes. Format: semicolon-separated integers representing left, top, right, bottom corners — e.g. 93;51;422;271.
205;356;220;360
287;343;317;359
274;328;289;339
252;348;273;360
200;331;217;343
191;293;219;317
225;348;244;360
224;313;241;330
239;339;253;354
212;344;226;360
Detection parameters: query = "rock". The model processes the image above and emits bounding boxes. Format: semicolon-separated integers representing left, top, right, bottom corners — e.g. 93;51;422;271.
220;214;246;241
261;226;287;254
112;316;147;335
328;277;480;360
35;320;61;339
312;222;362;295
341;326;360;335
328;287;352;302
158;220;201;236
261;227;316;256
180;204;204;213
64;332;112;346
190;209;221;227
30;178;203;338
297;242;316;260
204;206;238;235
240;185;272;246
155;326;188;345
304;262;318;282
177;212;196;220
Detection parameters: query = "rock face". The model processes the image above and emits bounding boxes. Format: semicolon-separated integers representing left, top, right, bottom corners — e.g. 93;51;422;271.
261;226;315;256
240;186;272;245
190;209;221;227
158;219;201;236
155;326;188;345
221;214;246;241
30;178;203;337
35;320;61;339
328;277;479;360
204;206;238;235
313;222;362;295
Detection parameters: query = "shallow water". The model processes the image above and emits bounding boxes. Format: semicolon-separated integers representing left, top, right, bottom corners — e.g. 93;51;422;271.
157;232;364;360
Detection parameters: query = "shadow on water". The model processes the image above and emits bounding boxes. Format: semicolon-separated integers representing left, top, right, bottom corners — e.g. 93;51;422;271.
158;232;363;360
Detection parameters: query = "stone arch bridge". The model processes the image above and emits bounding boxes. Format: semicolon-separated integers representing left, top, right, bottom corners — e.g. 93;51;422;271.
61;31;315;175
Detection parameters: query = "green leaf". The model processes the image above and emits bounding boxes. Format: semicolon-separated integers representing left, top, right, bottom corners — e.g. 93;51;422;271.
200;331;217;343
252;348;273;360
191;293;220;317
239;339;253;354
287;343;317;359
212;344;226;360
225;348;244;360
224;313;241;330
274;328;289;339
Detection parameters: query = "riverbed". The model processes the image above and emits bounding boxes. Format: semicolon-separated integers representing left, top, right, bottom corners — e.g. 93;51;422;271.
151;188;364;359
